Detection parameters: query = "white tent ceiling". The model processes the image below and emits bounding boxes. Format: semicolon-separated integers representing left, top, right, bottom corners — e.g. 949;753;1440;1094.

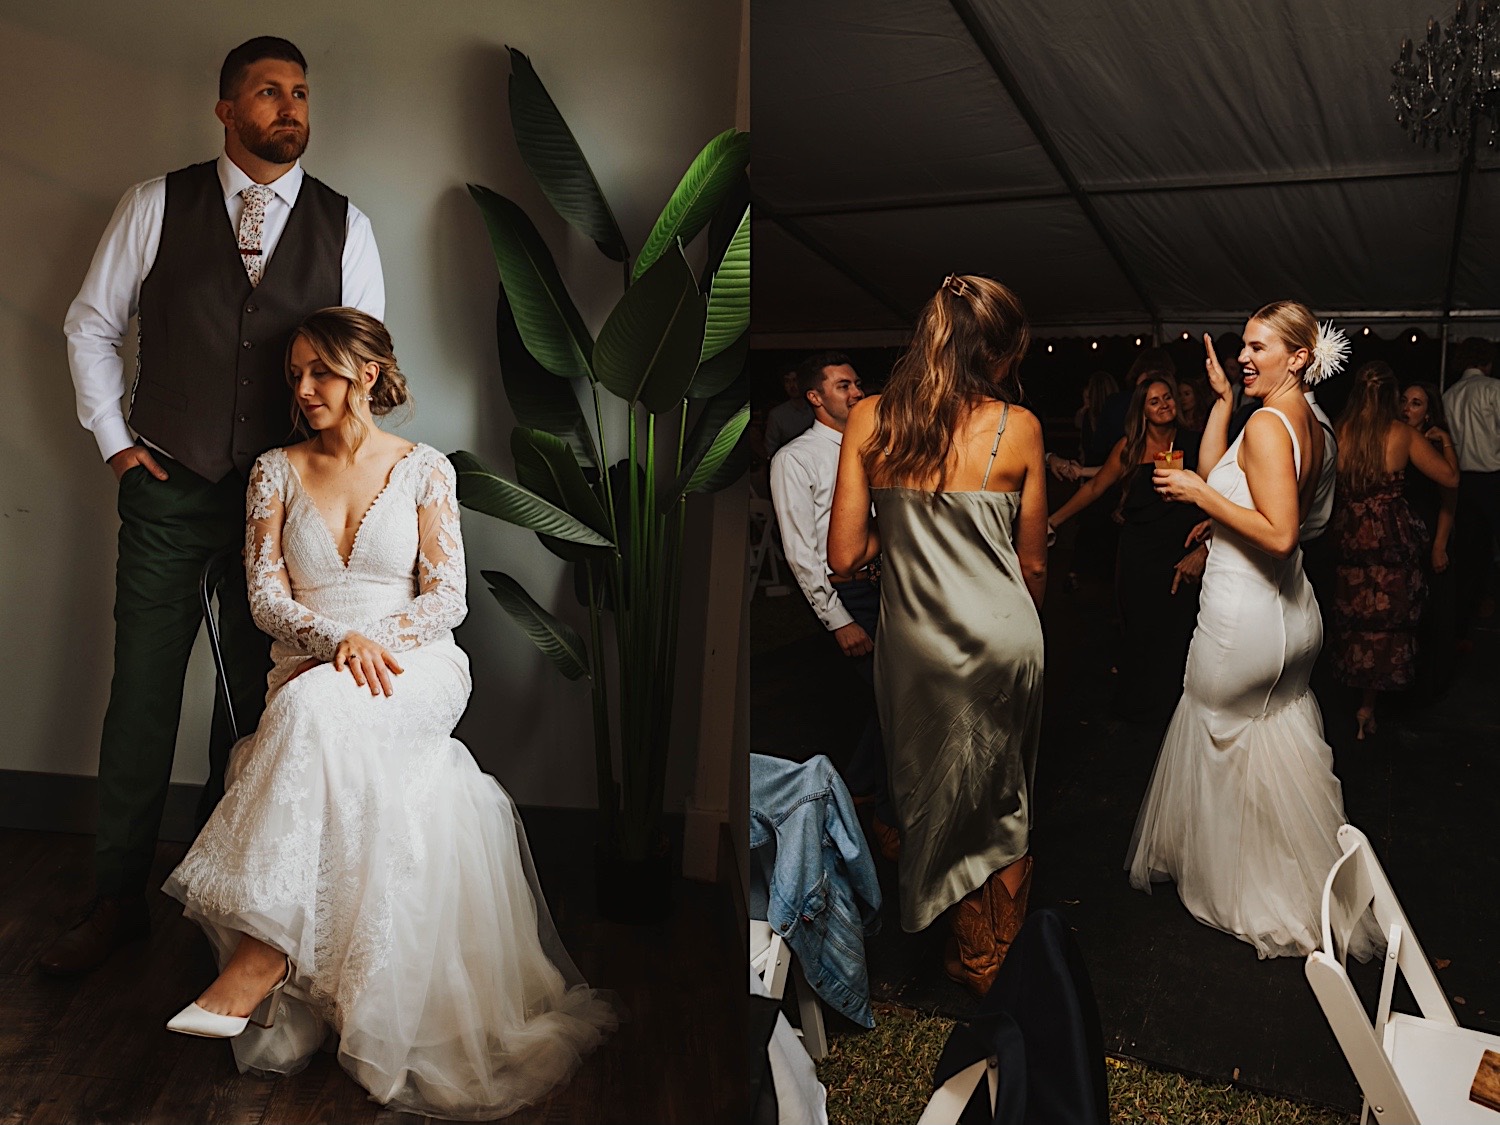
751;0;1500;345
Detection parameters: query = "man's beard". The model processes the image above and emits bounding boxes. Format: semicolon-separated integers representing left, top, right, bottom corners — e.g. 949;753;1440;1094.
240;119;309;164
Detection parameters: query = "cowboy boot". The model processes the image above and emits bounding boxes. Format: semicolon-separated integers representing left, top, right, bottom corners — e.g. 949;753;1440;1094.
991;855;1034;972
944;880;1000;996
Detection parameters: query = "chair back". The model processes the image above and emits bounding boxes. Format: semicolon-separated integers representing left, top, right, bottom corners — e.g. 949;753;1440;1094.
1305;824;1455;1124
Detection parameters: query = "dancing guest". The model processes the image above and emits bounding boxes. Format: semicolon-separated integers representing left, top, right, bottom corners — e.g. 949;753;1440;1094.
1049;376;1206;722
1127;304;1380;960
768;353;896;851
765;365;815;456
1330;363;1459;737
1442;338;1500;647
162;308;614;1117
1174;378;1207;432
1066;349;1177;586
828;274;1046;996
1055;369;1120;479
1401;382;1460;703
48;36;383;976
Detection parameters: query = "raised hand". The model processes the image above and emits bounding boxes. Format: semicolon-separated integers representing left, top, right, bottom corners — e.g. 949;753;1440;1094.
1202;333;1232;401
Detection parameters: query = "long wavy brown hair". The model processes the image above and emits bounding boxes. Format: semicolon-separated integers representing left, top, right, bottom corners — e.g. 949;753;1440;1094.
862;274;1029;492
1119;375;1178;469
1336;361;1399;495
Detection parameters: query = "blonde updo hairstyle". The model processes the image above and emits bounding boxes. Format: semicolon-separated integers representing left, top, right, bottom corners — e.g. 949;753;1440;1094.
1249;300;1318;383
287;306;411;456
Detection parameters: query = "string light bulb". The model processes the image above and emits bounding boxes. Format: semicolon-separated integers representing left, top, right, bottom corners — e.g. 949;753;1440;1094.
1411;333;1419;343
1181;332;1190;340
1090;340;1098;350
1046;344;1054;353
1362;326;1371;335
1135;337;1142;346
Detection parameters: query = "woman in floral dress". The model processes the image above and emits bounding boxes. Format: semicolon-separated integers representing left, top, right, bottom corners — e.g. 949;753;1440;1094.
1330;362;1459;738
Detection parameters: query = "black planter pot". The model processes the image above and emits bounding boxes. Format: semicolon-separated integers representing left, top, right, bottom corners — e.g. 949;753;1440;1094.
594;837;674;924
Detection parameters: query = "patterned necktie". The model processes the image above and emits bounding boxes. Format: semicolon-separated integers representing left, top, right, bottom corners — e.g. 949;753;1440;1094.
238;184;275;287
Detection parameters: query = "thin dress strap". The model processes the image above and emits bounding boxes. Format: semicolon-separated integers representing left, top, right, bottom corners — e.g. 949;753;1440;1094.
980;403;1011;490
1259;407;1302;478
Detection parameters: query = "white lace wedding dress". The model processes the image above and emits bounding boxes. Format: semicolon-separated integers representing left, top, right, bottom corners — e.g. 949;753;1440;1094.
163;443;614;1119
1124;409;1380;960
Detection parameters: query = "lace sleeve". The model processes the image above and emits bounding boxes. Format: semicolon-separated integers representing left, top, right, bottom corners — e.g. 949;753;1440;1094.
245;453;351;661
364;452;468;653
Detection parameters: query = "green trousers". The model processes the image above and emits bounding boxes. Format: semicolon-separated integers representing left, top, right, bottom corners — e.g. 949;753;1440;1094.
95;454;271;896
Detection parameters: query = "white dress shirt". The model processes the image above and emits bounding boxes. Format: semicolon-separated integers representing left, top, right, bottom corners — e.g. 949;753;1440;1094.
1301;389;1338;542
769;421;852;632
1443;369;1500;473
765;398;814;457
64;152;385;462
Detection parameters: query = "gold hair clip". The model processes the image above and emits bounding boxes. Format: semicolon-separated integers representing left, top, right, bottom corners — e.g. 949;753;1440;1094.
942;273;970;297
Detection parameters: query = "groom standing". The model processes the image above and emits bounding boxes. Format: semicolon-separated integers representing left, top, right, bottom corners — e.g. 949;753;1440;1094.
44;37;384;975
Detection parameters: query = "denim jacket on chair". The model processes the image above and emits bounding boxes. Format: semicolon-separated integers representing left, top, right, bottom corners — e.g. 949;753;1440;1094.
749;753;882;1028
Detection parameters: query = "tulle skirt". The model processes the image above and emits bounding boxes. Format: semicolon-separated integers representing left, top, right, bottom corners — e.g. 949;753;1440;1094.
1125;542;1380;961
163;645;615;1119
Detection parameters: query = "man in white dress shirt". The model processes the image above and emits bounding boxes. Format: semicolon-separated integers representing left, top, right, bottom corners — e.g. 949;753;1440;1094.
769;354;896;854
44;37;384;975
1442;337;1500;645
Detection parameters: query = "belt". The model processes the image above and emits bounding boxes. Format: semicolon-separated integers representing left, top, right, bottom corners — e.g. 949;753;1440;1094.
830;568;874;586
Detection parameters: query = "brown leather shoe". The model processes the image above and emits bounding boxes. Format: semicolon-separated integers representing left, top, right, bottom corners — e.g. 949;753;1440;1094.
37;896;150;977
943;855;1034;997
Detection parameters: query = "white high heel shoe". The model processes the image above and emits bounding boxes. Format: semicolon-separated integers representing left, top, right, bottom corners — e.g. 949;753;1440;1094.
167;959;292;1038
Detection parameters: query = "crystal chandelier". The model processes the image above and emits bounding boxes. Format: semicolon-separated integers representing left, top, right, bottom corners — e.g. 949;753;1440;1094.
1391;0;1500;152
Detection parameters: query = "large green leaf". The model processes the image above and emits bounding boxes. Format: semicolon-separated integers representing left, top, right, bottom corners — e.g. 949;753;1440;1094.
594;247;705;414
700;206;750;362
449;450;612;547
507;48;628;262
694;431;751;494
668;385;750;505
688;332;747;400
468;185;594;380
495;291;598;470
482;570;590;680
511;427;613;561
633;129;751;280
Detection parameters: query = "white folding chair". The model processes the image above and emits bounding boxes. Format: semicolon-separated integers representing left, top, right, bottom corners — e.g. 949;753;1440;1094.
747;496;791;597
750;919;828;1060
1305;823;1500;1124
916;1057;999;1125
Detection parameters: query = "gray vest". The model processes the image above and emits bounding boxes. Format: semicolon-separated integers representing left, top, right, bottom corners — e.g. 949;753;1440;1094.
132;160;345;481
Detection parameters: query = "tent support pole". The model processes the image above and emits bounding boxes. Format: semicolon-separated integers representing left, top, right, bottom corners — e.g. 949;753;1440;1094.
947;0;1161;329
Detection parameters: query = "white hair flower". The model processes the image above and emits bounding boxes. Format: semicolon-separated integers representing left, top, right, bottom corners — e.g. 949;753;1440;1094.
1306;321;1350;385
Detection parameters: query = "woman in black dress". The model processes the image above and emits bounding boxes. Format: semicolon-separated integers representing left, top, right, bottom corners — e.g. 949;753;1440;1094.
1050;376;1207;721
1399;381;1460;705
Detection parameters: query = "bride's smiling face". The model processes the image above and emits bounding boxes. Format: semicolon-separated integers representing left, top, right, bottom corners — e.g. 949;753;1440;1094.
1237;318;1308;400
287;334;375;431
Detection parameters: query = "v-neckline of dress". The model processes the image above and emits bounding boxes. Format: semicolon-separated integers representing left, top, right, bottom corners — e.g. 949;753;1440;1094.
282;443;421;571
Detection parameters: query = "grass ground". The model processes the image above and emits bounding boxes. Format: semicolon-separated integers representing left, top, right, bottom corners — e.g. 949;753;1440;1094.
815;1003;1358;1125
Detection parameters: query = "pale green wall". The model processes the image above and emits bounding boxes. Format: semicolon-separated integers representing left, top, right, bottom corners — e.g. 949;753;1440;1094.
0;0;743;808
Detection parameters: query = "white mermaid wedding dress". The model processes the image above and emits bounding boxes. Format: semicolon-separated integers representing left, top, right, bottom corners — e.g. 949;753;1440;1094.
1125;409;1380;960
163;443;614;1119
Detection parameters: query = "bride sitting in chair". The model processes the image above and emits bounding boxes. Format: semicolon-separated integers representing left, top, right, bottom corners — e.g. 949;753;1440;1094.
162;306;614;1119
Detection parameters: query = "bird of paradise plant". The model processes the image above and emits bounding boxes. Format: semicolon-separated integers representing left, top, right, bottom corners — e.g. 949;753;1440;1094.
450;49;750;894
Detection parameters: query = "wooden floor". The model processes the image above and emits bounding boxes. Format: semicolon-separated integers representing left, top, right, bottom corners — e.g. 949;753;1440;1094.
0;812;744;1124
